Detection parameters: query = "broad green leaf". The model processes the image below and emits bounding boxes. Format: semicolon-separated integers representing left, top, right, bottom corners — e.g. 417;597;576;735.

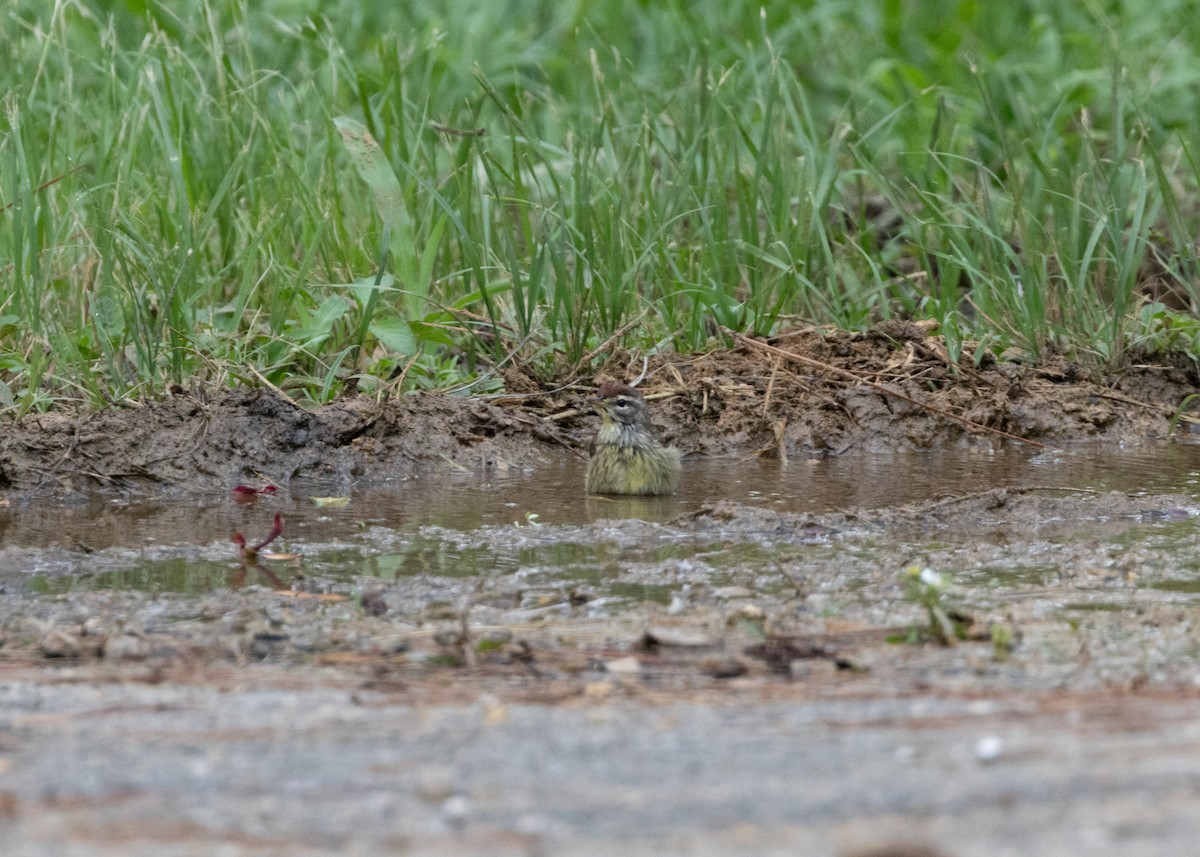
308;294;352;332
337;273;398;305
333;117;406;231
369;316;417;355
408;320;458;347
90;291;124;340
291;295;351;350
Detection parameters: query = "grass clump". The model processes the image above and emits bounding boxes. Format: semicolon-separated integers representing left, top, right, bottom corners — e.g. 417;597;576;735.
4;0;1200;412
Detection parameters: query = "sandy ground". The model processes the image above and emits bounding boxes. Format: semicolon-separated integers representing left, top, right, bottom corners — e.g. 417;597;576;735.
4;665;1200;857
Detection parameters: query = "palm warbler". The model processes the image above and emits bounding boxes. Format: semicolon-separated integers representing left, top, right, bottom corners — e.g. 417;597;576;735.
585;382;681;495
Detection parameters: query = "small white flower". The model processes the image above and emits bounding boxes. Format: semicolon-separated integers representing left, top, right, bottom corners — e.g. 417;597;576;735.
918;567;944;589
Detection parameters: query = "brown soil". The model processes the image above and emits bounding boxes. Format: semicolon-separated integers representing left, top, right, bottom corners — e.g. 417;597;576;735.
2;326;1197;496
5;326;1200;855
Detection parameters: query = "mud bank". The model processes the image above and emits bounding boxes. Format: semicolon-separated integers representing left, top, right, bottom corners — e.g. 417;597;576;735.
3;327;1198;497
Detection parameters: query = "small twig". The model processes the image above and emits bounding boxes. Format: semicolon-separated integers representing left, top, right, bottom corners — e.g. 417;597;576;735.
501;409;588;457
430;121;486;137
245;365;310;413
920;484;1107;513
381;345;424;401
774;419;789;466
1095;390;1199;423
763;358;779;417
728;330;1049;449
641;389;676;402
924;342;987;384
738;443;777;463
1;166;86;211
1009;485;1108;495
458;593;477;669
768;324;825;340
572;309;651;376
771;560;808;598
627;356;650;388
440;329;539;395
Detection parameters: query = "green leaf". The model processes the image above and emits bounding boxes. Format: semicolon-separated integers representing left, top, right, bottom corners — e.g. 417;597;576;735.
408;320;457;347
416;214;448;301
338;273;398;306
369;315;417;355
290;295;351;351
309;294;352;333
450;281;513;310
90;291;124;341
333;117;406;232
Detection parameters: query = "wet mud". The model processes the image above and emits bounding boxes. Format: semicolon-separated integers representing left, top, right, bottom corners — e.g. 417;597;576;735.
5;331;1200;855
4;478;1200;854
2;328;1199;497
5;485;1197;691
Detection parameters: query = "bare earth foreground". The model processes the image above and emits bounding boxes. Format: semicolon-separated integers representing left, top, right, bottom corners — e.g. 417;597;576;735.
3;328;1200;856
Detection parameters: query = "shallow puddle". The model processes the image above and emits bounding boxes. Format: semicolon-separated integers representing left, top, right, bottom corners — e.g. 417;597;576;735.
23;529;780;597
5;443;1200;601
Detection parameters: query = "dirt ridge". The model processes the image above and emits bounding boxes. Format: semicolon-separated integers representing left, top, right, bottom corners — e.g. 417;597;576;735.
2;328;1196;496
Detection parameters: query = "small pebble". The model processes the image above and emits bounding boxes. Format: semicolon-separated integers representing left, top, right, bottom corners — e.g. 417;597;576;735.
40;630;81;659
603;656;642;674
712;586;753;600
642;626;718;648
441;794;471;829
975;734;1004;762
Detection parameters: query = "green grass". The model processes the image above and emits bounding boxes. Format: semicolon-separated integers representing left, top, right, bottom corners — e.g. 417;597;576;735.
4;0;1200;412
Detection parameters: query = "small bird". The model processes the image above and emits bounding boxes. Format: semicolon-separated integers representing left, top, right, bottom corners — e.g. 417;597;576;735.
585;382;681;496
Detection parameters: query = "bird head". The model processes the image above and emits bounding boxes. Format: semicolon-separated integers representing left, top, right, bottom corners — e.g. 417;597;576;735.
590;381;650;428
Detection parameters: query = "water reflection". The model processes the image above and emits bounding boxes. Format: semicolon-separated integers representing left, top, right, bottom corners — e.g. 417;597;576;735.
6;443;1200;555
7;443;1200;597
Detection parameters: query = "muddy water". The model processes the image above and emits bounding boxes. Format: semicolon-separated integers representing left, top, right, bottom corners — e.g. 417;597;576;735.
8;444;1200;857
5;442;1200;596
